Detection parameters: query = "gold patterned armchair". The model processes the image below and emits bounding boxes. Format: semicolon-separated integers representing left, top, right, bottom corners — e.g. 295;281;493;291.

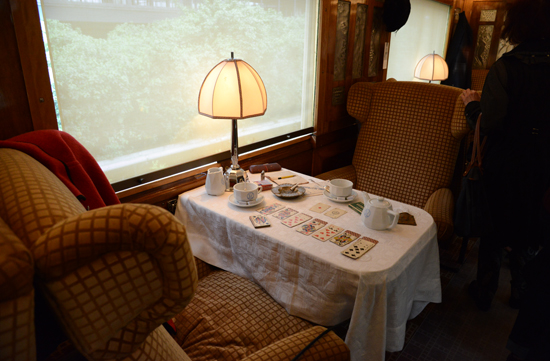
471;69;489;91
316;80;470;243
0;146;349;361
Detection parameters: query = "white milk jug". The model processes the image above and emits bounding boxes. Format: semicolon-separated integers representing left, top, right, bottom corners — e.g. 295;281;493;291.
205;167;226;196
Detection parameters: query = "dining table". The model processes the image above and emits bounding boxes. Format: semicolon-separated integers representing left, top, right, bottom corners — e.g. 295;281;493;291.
174;170;442;361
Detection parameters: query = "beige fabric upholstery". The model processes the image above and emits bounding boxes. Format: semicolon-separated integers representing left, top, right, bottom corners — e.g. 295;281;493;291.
423;188;455;242
0;218;36;361
317;81;470;242
0;147;350;361
315;165;357;185
34;204;198;359
174;270;313;360
471;69;489;91
122;326;191;361
241;326;350;361
194;257;218;281
0;148;85;249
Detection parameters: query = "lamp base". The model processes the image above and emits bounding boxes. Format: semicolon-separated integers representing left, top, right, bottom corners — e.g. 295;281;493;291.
225;165;247;191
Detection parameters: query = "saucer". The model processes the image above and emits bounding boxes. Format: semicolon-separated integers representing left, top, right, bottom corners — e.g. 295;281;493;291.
272;183;306;199
229;194;265;207
323;190;357;203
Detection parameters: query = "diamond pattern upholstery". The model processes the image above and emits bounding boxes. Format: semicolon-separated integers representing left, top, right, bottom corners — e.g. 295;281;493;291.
0;148;85;249
0;218;36;361
241;326;350;361
471;69;489;91
34;204;198;359
174;270;313;360
317;81;470;242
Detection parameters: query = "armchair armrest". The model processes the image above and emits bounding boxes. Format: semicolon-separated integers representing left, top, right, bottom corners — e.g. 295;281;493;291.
315;165;357;186
30;203;198;360
242;326;350;361
423;188;454;242
0;218;36;361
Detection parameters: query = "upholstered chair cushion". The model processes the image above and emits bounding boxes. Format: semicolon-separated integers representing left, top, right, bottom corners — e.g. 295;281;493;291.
30;204;198;360
122;326;192;361
0;217;36;361
240;326;350;361
173;270;313;360
313;165;357;186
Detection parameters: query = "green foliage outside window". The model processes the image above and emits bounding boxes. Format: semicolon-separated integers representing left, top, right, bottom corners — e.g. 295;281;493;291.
47;0;307;161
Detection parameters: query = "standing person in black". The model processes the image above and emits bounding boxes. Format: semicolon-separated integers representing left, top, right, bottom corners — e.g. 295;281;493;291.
460;0;550;312
506;187;550;361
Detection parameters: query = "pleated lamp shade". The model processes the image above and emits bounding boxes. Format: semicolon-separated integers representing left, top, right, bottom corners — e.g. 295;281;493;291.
414;52;449;82
198;57;267;119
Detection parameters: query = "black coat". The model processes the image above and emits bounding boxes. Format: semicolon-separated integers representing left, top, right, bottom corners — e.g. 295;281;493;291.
442;12;473;89
464;39;550;248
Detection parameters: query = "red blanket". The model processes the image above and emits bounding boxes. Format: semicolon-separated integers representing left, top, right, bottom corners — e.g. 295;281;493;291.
0;130;120;210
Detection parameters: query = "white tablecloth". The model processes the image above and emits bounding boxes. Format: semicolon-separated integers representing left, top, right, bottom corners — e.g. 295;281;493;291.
174;172;441;361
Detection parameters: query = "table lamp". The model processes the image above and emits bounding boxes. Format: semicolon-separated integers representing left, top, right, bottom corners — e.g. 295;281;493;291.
414;51;448;83
198;52;267;190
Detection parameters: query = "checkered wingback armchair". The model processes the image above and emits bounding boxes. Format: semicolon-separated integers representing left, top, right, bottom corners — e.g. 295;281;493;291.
0;147;349;361
316;80;470;242
471;69;489;91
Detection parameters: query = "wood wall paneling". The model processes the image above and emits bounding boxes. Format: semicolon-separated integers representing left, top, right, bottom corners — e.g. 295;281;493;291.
311;123;358;176
0;0;33;140
470;1;506;70
316;0;389;137
9;0;57;132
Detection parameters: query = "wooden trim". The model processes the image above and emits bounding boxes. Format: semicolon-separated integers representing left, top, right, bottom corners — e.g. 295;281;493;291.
434;0;454;5
116;163;216;200
10;0;57;131
0;0;34;139
312;123;357;148
118;135;315;204
238;134;312;160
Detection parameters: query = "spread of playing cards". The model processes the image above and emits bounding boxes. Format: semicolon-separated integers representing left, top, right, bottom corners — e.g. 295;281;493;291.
224;175;415;260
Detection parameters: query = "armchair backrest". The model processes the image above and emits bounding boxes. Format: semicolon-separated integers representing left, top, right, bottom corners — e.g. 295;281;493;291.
347;81;470;208
471;69;489;91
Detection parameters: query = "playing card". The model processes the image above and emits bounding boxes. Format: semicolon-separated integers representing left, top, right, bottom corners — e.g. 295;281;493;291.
272;207;299;220
348;202;364;215
257;203;285;215
311;224;344;241
324;208;348;219
341;237;378;260
296;218;328;235
309;203;331;213
249;215;271;228
330;230;361;247
281;213;312;228
398;212;417;226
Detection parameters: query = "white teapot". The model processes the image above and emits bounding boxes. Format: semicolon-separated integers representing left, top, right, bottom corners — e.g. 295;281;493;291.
360;192;399;230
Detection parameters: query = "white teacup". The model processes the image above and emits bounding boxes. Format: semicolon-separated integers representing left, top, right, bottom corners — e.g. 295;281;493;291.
233;182;263;203
325;179;353;199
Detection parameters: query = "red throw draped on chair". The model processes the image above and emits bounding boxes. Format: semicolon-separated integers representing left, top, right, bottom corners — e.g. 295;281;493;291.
0;130;120;210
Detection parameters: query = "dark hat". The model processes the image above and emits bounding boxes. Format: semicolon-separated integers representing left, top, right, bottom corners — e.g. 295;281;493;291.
383;0;411;33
